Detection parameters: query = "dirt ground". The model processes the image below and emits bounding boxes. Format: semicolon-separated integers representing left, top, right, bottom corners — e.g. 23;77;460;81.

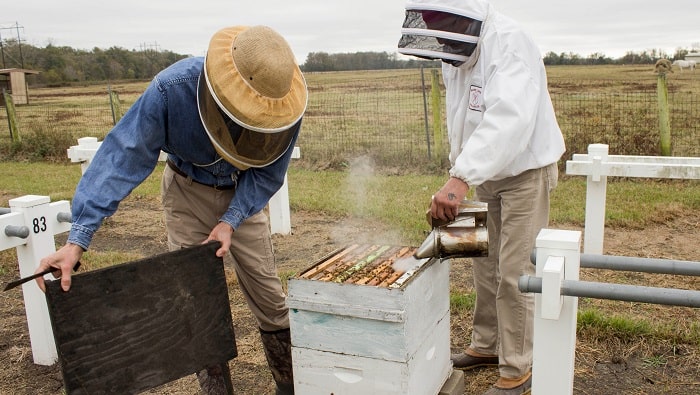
1;196;699;395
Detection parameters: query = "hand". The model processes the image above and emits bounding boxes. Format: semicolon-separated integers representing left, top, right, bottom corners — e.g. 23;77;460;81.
430;177;469;221
36;243;83;292
203;222;234;258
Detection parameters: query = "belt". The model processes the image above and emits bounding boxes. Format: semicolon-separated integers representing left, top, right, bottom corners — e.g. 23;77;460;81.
166;159;236;190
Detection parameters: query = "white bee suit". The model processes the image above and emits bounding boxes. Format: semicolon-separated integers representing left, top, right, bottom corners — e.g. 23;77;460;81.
399;0;566;384
399;0;565;185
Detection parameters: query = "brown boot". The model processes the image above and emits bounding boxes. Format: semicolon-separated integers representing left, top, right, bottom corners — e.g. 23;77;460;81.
196;363;235;395
260;328;294;395
483;373;532;395
451;348;499;371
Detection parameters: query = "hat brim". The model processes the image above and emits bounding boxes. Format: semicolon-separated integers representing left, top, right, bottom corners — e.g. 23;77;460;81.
197;70;298;169
205;26;307;133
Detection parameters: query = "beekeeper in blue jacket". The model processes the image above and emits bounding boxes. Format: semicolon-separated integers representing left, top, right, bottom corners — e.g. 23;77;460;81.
36;25;306;395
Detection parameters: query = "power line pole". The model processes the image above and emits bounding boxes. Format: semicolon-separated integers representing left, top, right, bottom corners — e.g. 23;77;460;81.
0;22;26;69
15;22;24;69
139;41;160;54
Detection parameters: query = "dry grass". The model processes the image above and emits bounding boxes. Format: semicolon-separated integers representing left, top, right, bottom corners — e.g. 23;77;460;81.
2;65;698;164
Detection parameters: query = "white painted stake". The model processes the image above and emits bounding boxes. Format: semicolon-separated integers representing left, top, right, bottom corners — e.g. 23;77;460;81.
532;229;581;395
3;195;72;365
268;146;300;235
582;144;608;254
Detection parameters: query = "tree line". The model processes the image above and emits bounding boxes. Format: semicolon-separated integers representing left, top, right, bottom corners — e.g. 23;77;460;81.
300;51;440;72
1;39;187;86
0;38;695;86
301;47;695;71
543;47;693;66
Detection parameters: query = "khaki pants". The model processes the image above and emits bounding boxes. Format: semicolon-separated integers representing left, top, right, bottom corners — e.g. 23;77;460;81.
469;163;558;379
161;165;289;331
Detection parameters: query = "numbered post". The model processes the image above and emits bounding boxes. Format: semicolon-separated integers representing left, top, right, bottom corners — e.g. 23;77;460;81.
2;195;71;365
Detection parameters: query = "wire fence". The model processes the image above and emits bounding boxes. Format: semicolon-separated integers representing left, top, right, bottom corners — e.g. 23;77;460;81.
1;69;698;171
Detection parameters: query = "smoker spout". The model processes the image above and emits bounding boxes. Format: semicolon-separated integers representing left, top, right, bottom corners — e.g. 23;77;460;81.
414;230;437;259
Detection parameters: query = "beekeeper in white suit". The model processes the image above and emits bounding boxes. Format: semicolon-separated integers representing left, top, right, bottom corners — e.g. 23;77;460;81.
398;1;565;394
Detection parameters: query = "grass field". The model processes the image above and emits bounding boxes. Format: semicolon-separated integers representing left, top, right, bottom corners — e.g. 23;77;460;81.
2;64;698;166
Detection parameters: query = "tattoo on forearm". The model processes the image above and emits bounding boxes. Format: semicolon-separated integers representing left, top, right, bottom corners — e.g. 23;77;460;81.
448;193;456;201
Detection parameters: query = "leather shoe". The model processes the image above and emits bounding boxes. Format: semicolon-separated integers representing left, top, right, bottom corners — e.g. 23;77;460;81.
483;376;532;395
451;352;499;370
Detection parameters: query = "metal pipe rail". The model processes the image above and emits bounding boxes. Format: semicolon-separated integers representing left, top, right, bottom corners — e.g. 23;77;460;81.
531;250;700;277
5;225;29;238
57;212;72;223
519;275;700;308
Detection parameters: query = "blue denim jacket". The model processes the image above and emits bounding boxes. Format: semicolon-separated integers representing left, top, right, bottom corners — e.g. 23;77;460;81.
68;56;300;250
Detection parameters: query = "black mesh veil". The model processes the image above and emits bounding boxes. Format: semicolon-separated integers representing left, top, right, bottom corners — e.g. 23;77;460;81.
197;69;296;169
398;10;482;66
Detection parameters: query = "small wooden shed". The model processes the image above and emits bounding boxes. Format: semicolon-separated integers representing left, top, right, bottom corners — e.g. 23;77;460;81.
0;68;40;105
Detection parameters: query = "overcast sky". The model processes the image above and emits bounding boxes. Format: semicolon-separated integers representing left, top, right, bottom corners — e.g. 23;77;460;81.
3;0;699;64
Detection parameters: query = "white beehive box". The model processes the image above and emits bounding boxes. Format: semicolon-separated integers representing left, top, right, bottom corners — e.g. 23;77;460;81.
292;312;451;395
287;249;452;394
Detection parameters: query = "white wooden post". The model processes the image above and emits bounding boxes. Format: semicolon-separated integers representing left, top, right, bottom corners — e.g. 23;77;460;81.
66;137;102;173
268;146;300;235
566;144;700;255
532;228;581;395
582;144;608;254
1;195;72;365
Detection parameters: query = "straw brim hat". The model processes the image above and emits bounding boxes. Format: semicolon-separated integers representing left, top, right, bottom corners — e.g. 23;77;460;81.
198;25;308;169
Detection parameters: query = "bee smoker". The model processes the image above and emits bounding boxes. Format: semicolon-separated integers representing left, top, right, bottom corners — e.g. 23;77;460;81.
414;200;489;259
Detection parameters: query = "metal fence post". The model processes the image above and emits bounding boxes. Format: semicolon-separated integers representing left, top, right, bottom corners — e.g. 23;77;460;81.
429;69;444;166
420;66;432;160
108;85;122;125
2;88;19;142
656;71;671;156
